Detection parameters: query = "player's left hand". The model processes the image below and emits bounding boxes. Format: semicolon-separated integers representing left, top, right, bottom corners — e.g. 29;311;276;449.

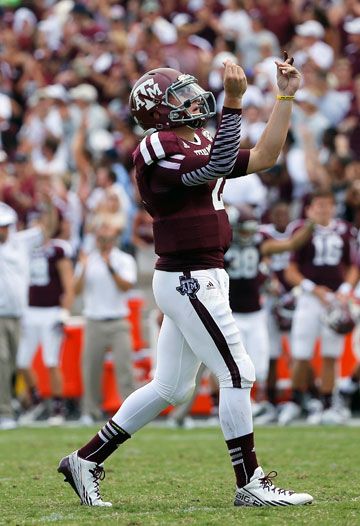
275;51;301;96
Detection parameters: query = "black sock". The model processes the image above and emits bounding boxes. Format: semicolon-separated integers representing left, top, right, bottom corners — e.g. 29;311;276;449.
52;396;64;415
226;433;258;488
267;387;277;406
78;419;131;464
30;386;42;406
292;389;303;407
321;393;333;410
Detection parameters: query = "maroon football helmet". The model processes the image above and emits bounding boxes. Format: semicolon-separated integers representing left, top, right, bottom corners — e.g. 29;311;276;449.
229;205;258;244
129;68;216;130
324;300;355;335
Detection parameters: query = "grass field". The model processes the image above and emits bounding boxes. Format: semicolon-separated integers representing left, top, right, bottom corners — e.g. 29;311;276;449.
0;424;359;526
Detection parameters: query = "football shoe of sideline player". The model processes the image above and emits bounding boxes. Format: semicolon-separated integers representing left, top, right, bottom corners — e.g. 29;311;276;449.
58;56;313;507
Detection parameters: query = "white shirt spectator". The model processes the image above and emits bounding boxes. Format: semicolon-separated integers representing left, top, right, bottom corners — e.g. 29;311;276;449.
80;248;137;320
223;174;267;217
0;227;43;317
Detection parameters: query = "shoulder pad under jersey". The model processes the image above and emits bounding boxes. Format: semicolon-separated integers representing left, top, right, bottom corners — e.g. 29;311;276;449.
133;131;181;172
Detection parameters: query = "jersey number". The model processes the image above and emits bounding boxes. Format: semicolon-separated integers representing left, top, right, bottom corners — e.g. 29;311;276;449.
313;234;344;266
211;178;225;210
226;246;259;279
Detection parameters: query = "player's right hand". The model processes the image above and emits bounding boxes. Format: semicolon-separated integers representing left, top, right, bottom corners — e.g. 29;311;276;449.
223;60;247;100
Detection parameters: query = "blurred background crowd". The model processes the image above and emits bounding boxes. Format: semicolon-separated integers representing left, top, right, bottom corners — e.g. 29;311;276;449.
1;0;360;428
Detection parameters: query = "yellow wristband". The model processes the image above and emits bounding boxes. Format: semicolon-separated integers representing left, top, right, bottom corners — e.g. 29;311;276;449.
277;95;295;100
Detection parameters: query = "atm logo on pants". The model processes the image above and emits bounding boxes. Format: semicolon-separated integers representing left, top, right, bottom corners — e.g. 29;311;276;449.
176;276;200;299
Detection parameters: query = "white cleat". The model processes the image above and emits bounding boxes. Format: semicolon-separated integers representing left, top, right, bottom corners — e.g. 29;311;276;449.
254;402;278;425
321;406;351;425
278;402;302;426
18;402;46;425
58;451;112;506
235;466;313;507
306;399;324;425
0;417;17;430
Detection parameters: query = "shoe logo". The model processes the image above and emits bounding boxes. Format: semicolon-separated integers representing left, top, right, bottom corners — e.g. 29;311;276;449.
182;141;191;149
206;281;215;290
237;493;251;504
176;275;200;299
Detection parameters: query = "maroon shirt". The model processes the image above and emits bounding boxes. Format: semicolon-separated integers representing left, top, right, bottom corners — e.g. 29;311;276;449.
29;240;72;307
133;109;250;272
225;232;269;313
291;219;357;290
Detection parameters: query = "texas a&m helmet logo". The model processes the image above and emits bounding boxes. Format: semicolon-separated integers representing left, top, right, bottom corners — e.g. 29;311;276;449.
132;78;163;111
176;275;200;299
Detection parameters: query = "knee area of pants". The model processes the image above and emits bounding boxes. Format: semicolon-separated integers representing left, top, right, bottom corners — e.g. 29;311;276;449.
217;353;256;388
152;379;195;406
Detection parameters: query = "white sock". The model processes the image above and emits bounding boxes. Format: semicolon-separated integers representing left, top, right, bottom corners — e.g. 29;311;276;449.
219;387;253;440
111;381;169;435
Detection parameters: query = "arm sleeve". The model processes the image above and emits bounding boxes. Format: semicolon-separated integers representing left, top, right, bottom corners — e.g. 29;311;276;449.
181;108;243;186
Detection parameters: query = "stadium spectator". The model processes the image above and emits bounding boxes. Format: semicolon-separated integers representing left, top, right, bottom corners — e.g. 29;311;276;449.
74;219;137;425
58;57;313;508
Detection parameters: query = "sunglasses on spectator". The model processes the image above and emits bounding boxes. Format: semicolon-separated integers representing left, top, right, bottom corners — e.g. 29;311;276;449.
97;235;117;243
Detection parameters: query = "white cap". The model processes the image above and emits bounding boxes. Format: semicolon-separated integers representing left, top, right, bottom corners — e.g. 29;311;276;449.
212;51;238;69
344;18;360;35
0;202;18;227
37;84;69;102
88;129;114;153
69;84;98;102
295;20;325;39
0;93;12;120
295;88;319;107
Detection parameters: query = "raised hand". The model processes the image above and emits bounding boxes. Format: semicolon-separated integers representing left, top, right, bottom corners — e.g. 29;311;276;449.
223;60;247;100
275;51;301;96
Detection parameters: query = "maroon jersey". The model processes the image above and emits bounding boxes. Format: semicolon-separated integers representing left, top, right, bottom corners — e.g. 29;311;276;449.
259;222;295;292
133;108;250;272
291;219;358;290
225;232;269;313
29;239;72;307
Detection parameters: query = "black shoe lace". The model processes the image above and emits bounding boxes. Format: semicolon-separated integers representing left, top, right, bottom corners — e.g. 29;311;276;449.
89;465;106;499
259;471;294;496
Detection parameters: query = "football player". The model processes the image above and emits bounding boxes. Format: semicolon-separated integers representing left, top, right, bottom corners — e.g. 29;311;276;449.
258;201;297;423
282;190;359;425
58;57;313;507
225;205;314;417
17;211;74;425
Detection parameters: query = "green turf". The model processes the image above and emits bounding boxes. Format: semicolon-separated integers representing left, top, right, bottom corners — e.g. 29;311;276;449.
0;424;359;525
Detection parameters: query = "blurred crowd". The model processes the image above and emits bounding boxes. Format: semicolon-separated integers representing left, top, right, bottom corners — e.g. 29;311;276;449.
1;0;360;427
0;0;360;240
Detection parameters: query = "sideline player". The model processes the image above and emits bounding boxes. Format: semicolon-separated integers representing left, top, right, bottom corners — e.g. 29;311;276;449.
17;212;74;425
58;56;313;507
282;190;358;425
225;205;314;411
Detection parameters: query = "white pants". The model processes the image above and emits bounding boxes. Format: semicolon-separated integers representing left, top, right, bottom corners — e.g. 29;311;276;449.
233;310;270;383
264;296;286;360
291;293;344;360
151;269;255;406
17;307;64;368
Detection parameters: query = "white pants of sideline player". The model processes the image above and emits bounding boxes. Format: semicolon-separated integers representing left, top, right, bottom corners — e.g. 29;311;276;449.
232;310;270;383
291;292;344;360
17;306;64;368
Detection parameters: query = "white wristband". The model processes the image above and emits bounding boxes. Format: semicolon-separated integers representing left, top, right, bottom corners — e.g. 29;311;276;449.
300;279;315;293
59;308;70;325
338;282;352;295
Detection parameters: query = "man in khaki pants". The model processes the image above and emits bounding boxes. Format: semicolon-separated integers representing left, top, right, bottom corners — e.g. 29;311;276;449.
75;220;137;423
